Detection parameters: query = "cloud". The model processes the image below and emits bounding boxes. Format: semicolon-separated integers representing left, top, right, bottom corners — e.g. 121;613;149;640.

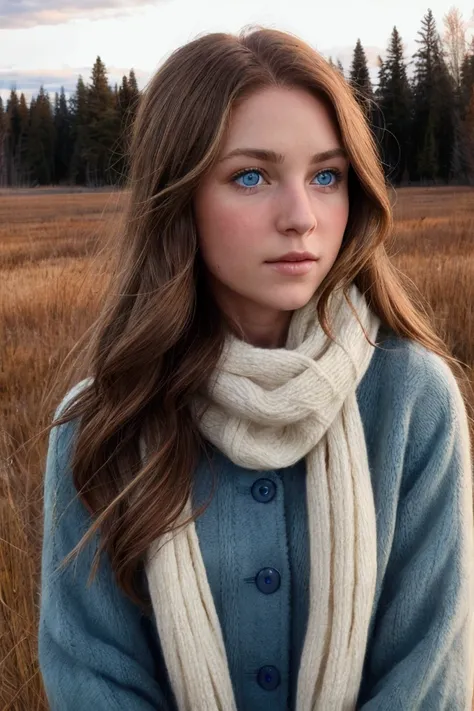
0;66;152;102
0;0;161;29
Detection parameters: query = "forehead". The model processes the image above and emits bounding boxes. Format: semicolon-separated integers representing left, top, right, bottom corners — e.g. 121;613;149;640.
222;86;341;151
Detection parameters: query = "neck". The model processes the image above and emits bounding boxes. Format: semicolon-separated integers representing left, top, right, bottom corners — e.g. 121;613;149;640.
224;305;292;349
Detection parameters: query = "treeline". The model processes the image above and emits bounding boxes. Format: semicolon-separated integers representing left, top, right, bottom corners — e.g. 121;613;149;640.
1;7;474;187
333;7;474;184
0;59;139;188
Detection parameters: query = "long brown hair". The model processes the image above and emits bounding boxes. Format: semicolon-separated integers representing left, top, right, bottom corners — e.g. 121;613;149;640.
41;26;472;614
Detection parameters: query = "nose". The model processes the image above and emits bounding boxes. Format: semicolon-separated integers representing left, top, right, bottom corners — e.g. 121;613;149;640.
275;184;317;236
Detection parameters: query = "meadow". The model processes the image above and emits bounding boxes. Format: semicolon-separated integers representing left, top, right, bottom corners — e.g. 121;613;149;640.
1;186;474;709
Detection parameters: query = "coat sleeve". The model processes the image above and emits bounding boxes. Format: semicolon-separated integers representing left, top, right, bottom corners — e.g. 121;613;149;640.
38;388;173;711
358;351;474;710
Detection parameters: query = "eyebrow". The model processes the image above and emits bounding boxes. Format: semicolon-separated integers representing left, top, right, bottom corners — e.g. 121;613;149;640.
218;146;348;165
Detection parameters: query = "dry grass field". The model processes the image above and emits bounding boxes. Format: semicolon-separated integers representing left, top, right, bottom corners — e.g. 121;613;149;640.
1;186;474;709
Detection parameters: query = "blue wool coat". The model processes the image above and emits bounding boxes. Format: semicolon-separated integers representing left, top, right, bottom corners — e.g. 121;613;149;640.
38;327;474;710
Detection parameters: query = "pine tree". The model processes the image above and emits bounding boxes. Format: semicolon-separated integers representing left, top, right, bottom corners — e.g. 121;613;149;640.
111;68;141;184
17;93;30;182
5;89;21;185
54;87;73;184
464;85;474;183
411;9;456;182
116;76;132;184
460;39;474;118
83;56;120;186
4;89;32;185
376;54;389;94
328;57;344;77
0;97;6;187
349;39;374;119
128;69;139;94
374;27;413;183
69;75;89;184
26;86;56;184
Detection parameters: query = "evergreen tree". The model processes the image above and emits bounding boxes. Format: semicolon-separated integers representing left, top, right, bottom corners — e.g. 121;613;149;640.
54;87;73;184
128;69;139;94
411;9;456;182
83;56;120;186
109;68;140;184
13;93;30;183
464;85;474;183
0;97;6;187
450;99;466;182
5;89;21;185
349;39;374;119
460;39;474;117
116;76;132;184
4;89;31;185
26;86;55;185
328;58;345;77
374;27;413;183
69;75;89;184
376;54;388;92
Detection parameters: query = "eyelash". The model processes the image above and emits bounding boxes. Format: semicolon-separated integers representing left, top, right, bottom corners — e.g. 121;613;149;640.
230;167;344;192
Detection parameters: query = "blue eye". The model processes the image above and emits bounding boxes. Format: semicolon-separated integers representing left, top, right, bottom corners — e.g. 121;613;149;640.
232;168;342;191
316;170;336;186
234;170;263;189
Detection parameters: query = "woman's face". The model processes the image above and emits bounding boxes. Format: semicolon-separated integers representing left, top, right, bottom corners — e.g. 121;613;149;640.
193;85;351;346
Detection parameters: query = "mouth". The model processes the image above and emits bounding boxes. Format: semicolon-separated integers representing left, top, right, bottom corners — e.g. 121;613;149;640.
265;252;318;263
264;259;318;276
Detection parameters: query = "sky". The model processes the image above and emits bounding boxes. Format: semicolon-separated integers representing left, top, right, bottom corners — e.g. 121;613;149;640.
1;0;474;103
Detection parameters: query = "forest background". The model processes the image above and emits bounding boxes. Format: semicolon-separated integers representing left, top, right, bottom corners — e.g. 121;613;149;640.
1;7;474;188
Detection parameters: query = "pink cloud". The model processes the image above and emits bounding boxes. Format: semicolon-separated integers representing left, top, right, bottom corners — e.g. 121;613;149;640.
0;0;159;29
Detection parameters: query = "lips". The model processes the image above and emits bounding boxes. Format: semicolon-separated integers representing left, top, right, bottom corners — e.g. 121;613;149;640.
273;257;315;262
266;259;317;275
266;252;318;263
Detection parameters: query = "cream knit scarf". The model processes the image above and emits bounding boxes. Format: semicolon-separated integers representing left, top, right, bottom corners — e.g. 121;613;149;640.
144;282;381;711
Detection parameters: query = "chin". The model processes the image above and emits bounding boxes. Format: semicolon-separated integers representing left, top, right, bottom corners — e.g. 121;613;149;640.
260;286;318;312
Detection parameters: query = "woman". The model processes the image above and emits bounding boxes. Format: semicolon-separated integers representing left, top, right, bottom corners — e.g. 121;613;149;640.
38;26;474;710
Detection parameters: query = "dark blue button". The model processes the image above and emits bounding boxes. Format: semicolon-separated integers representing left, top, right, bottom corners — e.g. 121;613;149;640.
251;478;276;503
257;665;281;690
255;567;281;594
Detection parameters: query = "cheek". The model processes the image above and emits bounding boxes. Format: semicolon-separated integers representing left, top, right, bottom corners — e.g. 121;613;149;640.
196;193;257;264
330;199;350;243
330;193;350;227
318;200;349;268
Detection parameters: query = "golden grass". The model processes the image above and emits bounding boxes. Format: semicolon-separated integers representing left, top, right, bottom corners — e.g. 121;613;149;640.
0;186;473;709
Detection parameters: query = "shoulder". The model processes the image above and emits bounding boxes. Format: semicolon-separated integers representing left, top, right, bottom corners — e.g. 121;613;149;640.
364;325;465;422
54;376;94;421
47;377;94;470
359;328;472;511
358;325;471;478
45;378;95;510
